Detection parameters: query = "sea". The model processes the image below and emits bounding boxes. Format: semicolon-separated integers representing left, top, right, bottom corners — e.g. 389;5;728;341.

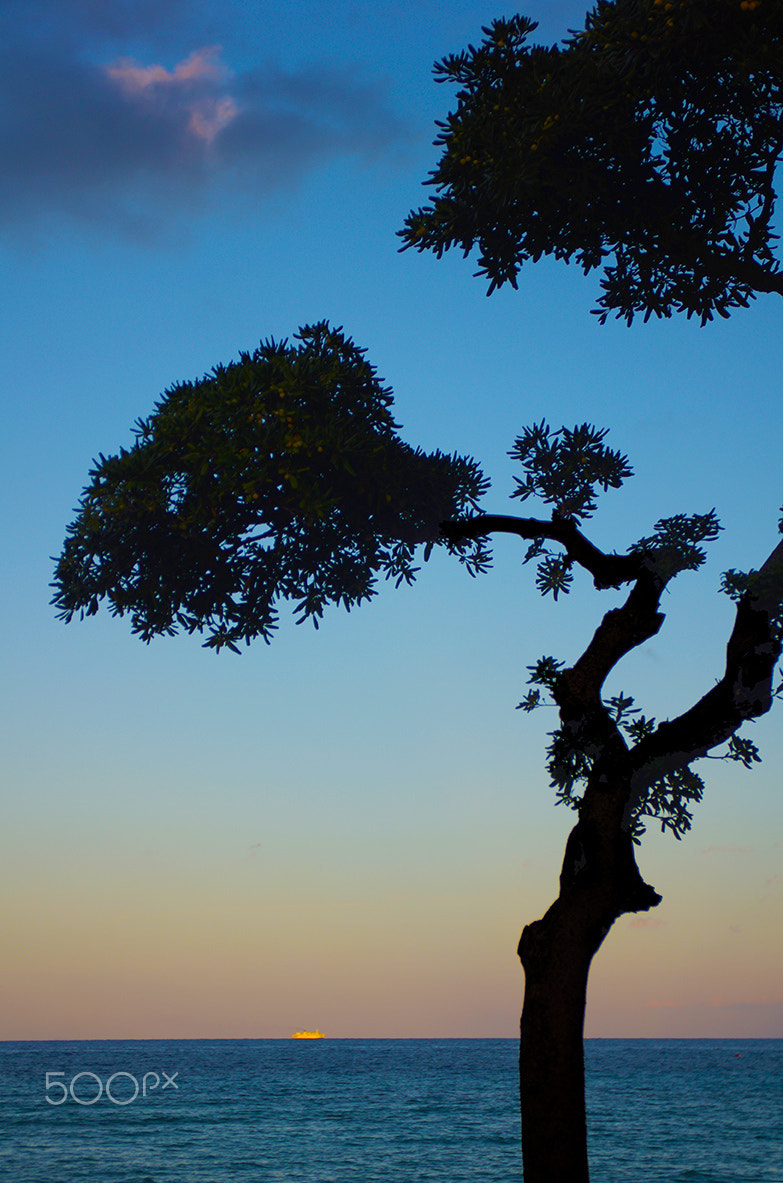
0;1039;780;1183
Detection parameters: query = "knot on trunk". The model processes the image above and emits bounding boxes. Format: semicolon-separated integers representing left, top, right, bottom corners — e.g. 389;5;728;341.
559;820;662;915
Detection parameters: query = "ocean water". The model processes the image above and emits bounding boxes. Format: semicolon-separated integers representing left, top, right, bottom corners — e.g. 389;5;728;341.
0;1039;780;1183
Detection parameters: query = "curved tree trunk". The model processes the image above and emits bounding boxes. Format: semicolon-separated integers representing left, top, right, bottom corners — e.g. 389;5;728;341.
517;817;661;1182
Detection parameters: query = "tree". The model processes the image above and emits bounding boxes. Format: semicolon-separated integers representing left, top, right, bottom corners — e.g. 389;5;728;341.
53;3;783;1181
396;3;783;1176
441;459;782;1182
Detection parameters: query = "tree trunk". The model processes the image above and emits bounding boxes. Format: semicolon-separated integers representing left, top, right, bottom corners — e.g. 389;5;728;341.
517;817;661;1182
518;897;602;1183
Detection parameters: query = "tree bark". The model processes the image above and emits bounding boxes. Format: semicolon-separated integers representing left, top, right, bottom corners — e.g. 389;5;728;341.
518;817;661;1182
518;901;594;1183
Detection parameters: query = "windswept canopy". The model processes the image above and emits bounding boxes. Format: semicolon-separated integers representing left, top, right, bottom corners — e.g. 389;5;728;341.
52;324;488;650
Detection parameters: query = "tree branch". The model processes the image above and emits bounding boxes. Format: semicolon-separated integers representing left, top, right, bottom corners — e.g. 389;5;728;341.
543;564;673;825
557;569;667;710
627;538;783;803
730;256;783;298
440;514;642;588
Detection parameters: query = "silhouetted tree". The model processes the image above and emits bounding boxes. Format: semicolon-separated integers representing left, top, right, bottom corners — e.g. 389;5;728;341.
399;2;783;1176
402;0;783;324
54;3;783;1180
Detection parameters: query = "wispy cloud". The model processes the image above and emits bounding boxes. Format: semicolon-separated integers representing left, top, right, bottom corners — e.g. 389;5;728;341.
104;46;239;145
105;45;226;95
1;10;409;238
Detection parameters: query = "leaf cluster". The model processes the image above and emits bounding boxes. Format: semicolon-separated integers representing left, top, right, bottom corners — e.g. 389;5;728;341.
510;422;632;597
520;666;764;839
52;324;488;648
629;509;722;573
400;0;783;323
511;422;633;520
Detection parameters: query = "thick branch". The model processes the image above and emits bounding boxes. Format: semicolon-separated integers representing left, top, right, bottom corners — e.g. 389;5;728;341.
440;513;642;588
629;538;783;796
550;566;672;834
729;256;783;298
558;567;667;709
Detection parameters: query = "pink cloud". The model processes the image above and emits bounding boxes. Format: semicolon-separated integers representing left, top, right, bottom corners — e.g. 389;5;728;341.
0;29;409;234
106;46;226;94
105;46;238;144
188;95;238;144
628;916;662;928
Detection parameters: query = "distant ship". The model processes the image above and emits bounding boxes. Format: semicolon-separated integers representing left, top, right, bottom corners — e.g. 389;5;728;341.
291;1030;325;1039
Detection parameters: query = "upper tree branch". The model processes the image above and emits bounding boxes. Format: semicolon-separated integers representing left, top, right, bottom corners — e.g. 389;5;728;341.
628;538;783;799
440;514;642;588
557;567;667;712
444;513;686;709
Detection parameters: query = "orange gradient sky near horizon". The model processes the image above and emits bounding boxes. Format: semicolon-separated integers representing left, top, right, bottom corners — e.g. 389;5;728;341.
4;587;782;1040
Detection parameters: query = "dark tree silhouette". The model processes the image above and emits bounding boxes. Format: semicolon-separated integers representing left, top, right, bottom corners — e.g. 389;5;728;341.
397;2;783;1176
53;3;783;1180
401;0;783;324
52;324;488;650
51;359;783;1183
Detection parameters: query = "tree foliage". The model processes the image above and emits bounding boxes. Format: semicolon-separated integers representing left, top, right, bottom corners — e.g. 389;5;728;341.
400;0;783;323
52;324;488;651
510;422;633;521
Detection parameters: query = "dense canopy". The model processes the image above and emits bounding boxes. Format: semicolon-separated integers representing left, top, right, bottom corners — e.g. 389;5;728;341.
52;324;488;650
401;0;783;323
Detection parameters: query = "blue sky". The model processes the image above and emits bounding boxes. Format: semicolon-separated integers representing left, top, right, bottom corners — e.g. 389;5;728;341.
2;0;782;1039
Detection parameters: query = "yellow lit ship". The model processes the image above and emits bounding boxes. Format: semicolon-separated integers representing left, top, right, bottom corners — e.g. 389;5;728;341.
291;1030;325;1039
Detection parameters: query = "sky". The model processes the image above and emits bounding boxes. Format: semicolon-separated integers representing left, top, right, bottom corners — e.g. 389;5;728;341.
2;0;782;1041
